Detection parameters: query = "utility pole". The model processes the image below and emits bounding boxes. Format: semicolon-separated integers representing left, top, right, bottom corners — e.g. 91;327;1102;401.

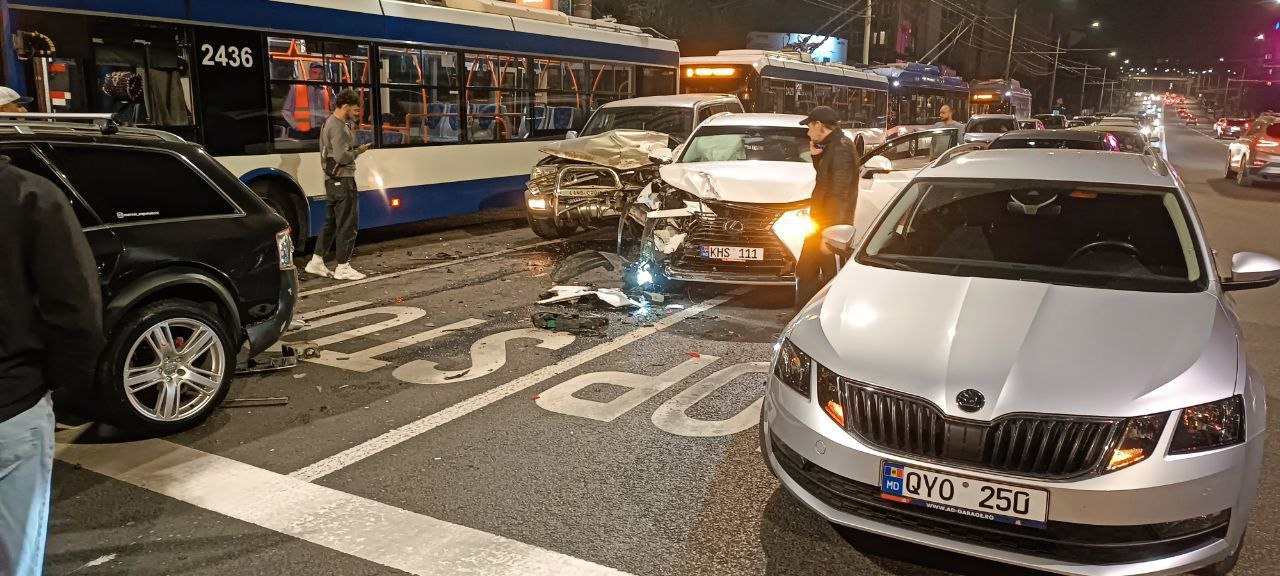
1003;4;1019;80
1048;34;1061;112
1097;66;1107;111
862;0;872;65
1080;66;1089;113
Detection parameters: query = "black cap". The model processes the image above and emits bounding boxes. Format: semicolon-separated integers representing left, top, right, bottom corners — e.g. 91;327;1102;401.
800;106;839;127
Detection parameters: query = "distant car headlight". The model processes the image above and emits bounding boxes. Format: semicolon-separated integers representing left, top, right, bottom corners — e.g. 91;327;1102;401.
772;207;817;259
1169;396;1246;455
772;338;811;397
1106;412;1170;473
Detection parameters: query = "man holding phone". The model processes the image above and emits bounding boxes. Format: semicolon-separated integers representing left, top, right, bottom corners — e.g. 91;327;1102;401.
797;106;858;310
306;89;371;281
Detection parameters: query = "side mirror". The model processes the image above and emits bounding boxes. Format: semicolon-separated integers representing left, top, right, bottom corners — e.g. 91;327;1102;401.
861;155;892;179
648;147;674;165
1224;252;1280;291
823;224;857;256
565;130;579;140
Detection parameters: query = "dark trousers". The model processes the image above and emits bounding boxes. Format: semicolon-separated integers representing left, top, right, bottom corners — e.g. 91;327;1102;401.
315;176;359;264
796;233;838;310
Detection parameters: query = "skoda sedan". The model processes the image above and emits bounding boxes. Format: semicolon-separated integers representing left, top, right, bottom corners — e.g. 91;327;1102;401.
762;149;1278;576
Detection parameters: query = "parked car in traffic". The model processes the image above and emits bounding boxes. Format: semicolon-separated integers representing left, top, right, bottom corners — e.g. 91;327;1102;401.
1217;118;1250;139
765;147;1276;576
1017;119;1045;130
1227;114;1280;187
523;94;744;239
1032;113;1067;129
1070;124;1156;153
988;129;1115;151
962;114;1019;144
0;114;298;433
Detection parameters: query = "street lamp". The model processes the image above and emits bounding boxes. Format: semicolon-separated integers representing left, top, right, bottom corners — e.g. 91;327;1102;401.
1257;34;1266;41
1124;59;1130;64
1109;51;1117;57
1091;20;1101;29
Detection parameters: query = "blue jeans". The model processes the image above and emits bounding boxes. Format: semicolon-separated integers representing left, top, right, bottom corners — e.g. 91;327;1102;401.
0;395;53;576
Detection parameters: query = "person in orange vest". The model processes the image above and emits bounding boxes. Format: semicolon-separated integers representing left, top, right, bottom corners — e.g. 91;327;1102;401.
282;64;332;138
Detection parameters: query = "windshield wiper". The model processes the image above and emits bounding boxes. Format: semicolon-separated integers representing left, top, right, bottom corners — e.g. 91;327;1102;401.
862;255;921;273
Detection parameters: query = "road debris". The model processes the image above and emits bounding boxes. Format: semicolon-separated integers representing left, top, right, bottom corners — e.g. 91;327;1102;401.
532;312;608;335
537;285;639;308
551;250;629;283
221;397;290;409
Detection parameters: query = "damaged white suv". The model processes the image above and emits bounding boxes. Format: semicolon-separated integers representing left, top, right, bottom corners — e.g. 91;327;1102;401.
621;113;827;288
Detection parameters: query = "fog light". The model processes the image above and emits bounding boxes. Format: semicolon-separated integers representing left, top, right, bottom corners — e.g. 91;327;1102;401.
528;197;548;210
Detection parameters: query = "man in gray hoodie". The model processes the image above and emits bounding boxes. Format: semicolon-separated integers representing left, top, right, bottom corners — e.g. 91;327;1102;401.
306;89;370;281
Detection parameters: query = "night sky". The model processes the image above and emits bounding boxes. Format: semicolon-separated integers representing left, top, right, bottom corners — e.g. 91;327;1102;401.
1060;0;1277;67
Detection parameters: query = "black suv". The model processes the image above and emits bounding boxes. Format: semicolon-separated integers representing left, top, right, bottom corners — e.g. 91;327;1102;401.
1;115;297;433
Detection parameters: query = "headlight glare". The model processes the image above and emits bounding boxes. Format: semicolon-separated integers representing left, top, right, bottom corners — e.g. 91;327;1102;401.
772;207;817;259
1170;396;1245;455
1106;413;1169;473
772;339;811;397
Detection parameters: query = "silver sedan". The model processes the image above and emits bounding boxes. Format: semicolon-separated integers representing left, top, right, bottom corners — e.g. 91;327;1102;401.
763;148;1279;576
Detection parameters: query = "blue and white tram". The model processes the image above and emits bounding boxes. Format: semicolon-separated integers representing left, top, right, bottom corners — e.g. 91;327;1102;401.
3;0;680;237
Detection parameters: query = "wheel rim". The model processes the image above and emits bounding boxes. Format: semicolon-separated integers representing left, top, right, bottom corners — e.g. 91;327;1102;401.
122;318;226;422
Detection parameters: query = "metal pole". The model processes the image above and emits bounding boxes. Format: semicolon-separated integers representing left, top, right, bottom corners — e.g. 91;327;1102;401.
862;0;872;65
1097;66;1107;111
1080;66;1088;114
1003;5;1019;80
1048;34;1061;113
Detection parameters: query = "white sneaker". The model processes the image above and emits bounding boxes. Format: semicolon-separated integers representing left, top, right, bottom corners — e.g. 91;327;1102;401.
304;255;332;278
333;263;367;281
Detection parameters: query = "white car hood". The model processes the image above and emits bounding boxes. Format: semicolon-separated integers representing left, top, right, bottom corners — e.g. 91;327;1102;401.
659;161;815;204
790;263;1237;420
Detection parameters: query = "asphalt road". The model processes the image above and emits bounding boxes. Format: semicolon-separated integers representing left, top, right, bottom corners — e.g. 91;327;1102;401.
43;112;1280;576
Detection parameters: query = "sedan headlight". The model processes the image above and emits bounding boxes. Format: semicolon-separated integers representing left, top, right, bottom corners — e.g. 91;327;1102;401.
1169;396;1245;455
1106;413;1169;473
772;207;817;259
772;339;811;397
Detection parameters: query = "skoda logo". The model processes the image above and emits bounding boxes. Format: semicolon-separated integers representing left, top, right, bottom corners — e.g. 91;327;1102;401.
723;220;746;234
956;389;985;413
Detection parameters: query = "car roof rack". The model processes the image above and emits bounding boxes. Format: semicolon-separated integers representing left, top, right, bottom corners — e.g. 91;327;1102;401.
0;112;186;143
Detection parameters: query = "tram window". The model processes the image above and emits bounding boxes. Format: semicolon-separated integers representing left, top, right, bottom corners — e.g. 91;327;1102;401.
267;37;371;152
380;47;461;145
637;66;676;97
87;21;194;128
591;64;634;105
528;59;589;138
466;54;532;142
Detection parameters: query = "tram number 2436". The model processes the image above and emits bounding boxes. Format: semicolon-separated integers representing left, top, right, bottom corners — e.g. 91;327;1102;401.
200;44;255;68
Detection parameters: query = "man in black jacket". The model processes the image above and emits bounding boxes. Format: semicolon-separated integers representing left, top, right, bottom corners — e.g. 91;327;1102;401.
0;155;103;575
796;106;858;310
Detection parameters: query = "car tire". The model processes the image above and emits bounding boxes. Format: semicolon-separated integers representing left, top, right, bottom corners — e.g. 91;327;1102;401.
1226;157;1238;179
1192;532;1245;576
98;299;235;435
1237;156;1256;187
528;214;577;239
251;180;305;252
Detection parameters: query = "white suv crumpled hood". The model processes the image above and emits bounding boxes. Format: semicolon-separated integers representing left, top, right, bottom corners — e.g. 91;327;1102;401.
660;161;815;204
789;263;1237;420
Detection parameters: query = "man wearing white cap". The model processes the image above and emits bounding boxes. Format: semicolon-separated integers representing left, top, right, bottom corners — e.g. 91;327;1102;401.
0;87;32;113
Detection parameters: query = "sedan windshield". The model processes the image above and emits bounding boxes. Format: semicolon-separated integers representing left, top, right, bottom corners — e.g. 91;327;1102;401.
581;106;694;142
859;179;1206;292
967;118;1018;133
678;126;813;163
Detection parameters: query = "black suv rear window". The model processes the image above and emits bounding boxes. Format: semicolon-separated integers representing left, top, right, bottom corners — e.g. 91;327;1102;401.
49;146;237;225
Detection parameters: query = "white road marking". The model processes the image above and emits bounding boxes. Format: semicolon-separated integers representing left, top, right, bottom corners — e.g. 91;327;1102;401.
289;288;749;482
310;318;489;373
284;306;428;347
393;328;577;385
536;355;719;422
299;237;572;297
651;361;770;438
56;438;631;576
295;300;373;321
